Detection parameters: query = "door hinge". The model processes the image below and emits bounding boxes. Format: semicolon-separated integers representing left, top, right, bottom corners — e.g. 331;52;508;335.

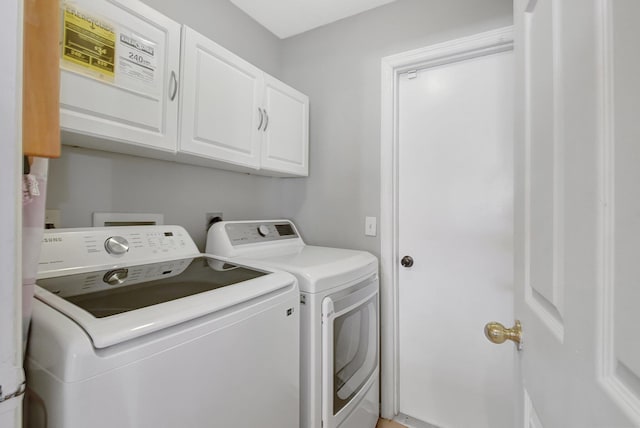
407;70;418;79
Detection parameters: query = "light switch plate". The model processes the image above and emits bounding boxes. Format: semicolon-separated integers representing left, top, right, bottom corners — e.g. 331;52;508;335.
365;216;377;237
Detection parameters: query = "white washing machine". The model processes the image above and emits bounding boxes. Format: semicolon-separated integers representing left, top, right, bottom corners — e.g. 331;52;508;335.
206;220;379;428
25;225;300;428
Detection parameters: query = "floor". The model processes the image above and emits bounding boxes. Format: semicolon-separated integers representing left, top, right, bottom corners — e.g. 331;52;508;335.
377;419;407;428
378;414;441;428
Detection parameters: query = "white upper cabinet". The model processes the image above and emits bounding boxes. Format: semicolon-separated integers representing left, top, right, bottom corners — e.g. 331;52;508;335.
59;0;181;156
261;75;309;177
179;26;309;176
58;6;309;177
179;27;263;170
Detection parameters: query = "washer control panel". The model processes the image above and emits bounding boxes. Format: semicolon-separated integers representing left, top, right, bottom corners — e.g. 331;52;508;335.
104;236;130;255
225;221;299;246
38;226;199;277
38;257;193;296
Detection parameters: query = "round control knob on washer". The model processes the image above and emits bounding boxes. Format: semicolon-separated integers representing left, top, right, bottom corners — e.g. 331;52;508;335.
104;236;129;255
103;268;129;286
257;225;270;237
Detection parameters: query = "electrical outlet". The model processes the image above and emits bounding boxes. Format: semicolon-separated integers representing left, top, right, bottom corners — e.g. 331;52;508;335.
45;209;61;229
206;212;223;231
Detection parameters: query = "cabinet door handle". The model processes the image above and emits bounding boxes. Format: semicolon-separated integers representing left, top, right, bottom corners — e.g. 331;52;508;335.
257;108;264;130
169;71;178;101
264;110;269;131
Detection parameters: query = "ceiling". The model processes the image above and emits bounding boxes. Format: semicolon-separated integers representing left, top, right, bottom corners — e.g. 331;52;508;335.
229;0;398;39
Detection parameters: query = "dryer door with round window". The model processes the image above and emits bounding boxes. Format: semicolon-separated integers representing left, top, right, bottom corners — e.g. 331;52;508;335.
321;276;378;428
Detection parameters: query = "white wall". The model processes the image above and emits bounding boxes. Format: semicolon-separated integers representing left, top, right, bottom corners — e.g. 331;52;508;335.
48;147;284;249
141;0;282;77
47;0;285;250
280;0;513;257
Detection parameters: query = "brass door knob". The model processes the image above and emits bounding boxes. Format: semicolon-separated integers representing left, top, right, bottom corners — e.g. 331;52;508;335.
484;320;523;350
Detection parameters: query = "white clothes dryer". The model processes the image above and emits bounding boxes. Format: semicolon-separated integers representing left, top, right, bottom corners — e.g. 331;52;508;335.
206;220;379;428
26;225;299;428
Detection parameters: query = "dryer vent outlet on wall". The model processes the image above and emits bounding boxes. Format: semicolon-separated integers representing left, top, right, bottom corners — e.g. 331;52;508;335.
206;212;223;231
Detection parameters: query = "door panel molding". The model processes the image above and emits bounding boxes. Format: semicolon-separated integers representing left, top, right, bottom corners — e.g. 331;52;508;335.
597;0;640;423
379;26;514;419
523;0;565;342
523;389;544;428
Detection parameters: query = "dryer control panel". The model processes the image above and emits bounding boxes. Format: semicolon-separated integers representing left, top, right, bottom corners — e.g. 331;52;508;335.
225;221;300;245
38;225;200;277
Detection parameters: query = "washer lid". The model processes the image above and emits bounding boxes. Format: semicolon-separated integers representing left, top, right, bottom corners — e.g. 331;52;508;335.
35;256;295;348
238;246;378;293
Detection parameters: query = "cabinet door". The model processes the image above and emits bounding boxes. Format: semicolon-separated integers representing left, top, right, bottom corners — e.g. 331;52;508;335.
179;27;263;169
59;0;180;154
261;75;309;176
23;0;60;158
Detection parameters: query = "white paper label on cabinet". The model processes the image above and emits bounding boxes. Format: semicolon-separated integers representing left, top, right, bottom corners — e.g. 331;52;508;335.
116;30;160;97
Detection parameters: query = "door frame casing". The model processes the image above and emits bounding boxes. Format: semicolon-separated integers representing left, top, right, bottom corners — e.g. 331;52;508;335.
379;26;514;419
0;0;24;426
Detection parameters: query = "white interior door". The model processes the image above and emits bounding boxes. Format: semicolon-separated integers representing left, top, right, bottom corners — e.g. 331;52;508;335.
514;0;640;426
397;50;514;428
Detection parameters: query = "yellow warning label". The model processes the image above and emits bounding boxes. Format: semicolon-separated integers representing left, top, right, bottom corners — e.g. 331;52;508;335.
62;7;115;79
